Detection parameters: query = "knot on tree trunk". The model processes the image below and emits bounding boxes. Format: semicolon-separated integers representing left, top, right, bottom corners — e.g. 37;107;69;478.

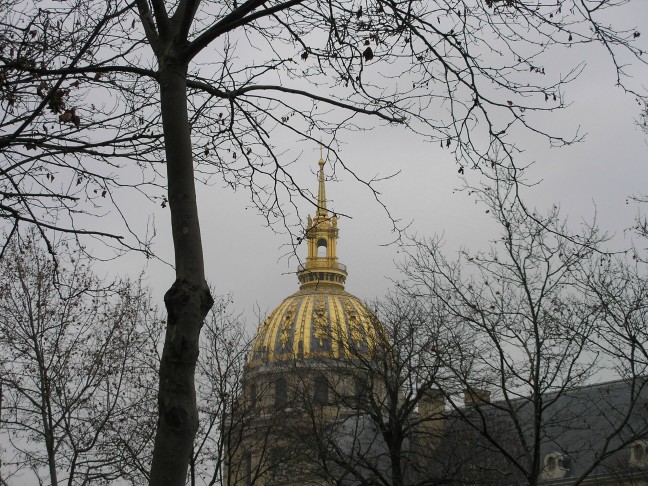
153;278;214;464
164;278;214;323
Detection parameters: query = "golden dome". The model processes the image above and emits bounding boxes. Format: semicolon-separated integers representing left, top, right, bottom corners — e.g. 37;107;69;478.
248;285;378;367
248;151;380;368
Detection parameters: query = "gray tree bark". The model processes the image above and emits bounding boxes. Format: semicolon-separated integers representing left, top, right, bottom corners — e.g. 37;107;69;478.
149;62;214;485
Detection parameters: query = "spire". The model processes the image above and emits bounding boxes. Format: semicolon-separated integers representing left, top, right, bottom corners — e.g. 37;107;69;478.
317;147;327;218
297;151;347;289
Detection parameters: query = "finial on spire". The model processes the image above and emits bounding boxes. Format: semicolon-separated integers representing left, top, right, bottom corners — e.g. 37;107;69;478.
317;147;327;217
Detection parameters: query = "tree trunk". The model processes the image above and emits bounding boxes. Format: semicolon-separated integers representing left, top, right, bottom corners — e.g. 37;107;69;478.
43;412;58;486
35;331;58;486
149;63;213;486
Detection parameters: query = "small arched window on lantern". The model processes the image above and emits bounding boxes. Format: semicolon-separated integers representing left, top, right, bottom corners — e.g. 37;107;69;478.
317;238;327;258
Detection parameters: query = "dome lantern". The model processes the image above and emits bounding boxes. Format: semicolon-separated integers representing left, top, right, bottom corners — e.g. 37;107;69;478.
297;150;348;289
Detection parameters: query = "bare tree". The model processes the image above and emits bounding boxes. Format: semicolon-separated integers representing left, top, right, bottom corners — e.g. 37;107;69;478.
578;251;648;379
395;174;648;485
2;1;647;483
190;296;248;486
0;0;163;256
629;195;648;247
267;294;450;486
0;229;164;485
0;240;274;486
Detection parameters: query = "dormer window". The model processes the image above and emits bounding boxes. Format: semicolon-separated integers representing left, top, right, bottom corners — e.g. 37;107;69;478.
629;440;648;467
541;452;570;480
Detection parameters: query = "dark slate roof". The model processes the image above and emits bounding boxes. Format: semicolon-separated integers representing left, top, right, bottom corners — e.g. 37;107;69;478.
433;377;648;484
314;378;648;485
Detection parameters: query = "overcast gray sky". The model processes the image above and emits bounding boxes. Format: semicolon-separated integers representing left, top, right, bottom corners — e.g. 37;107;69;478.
3;3;648;486
105;2;648;336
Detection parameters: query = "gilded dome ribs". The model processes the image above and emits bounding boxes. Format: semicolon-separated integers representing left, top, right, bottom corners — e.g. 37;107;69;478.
280;301;298;350
313;297;329;347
